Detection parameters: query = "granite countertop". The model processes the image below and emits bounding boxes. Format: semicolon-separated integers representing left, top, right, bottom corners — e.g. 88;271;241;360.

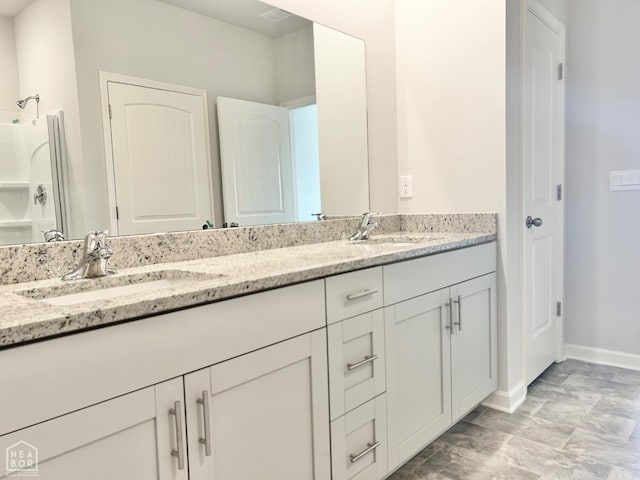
0;231;495;349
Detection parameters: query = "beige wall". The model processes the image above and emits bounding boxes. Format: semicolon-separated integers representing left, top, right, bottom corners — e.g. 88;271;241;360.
69;0;392;233
0;16;19;114
69;0;280;232
314;23;369;216
267;0;398;214
14;0;83;237
395;0;513;405
274;23;315;105
395;0;505;214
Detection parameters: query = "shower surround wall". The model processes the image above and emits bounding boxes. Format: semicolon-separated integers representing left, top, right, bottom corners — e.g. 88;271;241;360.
0;117;56;245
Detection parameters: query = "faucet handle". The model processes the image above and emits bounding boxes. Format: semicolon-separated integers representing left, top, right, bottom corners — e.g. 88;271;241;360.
42;229;65;242
360;211;382;224
83;229;110;253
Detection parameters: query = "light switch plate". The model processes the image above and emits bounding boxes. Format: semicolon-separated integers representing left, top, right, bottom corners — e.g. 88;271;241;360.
400;175;413;198
610;170;640;191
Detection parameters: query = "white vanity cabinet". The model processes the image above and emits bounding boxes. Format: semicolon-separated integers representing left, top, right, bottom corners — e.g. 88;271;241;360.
0;240;498;479
0;377;188;480
326;268;389;480
384;288;453;469
0;280;329;480
183;331;330;480
383;243;497;471
0;333;331;480
449;273;498;421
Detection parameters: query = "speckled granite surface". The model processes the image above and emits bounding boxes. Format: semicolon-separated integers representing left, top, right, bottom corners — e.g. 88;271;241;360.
0;216;399;285
0;214;496;348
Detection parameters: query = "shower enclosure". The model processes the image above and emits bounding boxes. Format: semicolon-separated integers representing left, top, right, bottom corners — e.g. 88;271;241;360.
0;111;68;245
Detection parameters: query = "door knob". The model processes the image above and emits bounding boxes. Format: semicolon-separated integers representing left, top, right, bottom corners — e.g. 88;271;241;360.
525;216;543;228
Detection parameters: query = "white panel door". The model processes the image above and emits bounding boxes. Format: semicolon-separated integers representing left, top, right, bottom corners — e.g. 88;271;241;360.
217;96;295;226
523;3;565;385
184;331;331;480
0;380;187;480
450;274;497;421
384;289;452;471
107;82;214;235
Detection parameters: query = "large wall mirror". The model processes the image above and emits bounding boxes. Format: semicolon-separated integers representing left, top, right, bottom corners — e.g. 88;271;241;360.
0;0;370;245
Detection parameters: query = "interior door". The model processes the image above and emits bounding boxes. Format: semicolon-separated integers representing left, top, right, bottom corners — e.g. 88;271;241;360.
523;4;565;385
216;96;295;226
107;81;214;235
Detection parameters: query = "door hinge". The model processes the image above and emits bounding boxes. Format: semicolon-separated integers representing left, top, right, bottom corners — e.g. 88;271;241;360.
556;302;562;316
557;184;562;201
558;62;564;80
108;104;112;120
115;206;119;220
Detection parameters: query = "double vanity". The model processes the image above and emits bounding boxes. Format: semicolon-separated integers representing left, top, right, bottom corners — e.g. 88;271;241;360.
0;214;497;480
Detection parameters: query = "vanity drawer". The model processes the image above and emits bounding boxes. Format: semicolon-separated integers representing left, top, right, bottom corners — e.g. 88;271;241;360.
328;310;386;420
383;242;496;305
326;267;383;324
331;395;388;480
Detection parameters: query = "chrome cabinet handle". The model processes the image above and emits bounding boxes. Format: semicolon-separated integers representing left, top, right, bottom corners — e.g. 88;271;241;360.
169;401;185;470
347;354;379;371
453;295;462;331
445;300;454;335
350;441;381;463
197;390;212;456
346;288;379;301
526;216;543;228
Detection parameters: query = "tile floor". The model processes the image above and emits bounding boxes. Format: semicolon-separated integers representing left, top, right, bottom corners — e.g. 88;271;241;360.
388;359;640;479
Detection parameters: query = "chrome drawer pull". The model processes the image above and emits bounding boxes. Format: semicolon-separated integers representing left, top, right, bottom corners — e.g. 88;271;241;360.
169;400;185;470
453;295;462;331
347;354;379;371
197;390;212;456
346;288;379;301
445;300;454;335
349;440;381;463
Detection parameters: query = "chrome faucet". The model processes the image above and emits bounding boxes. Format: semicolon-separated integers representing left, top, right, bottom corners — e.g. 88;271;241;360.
43;229;65;242
62;230;116;281
349;212;381;241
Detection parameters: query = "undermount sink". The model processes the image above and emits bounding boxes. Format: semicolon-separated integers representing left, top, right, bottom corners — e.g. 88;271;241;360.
17;270;223;306
350;235;445;246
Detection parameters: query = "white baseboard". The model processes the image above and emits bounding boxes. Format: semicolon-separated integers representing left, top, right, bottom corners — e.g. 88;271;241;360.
564;343;640;371
481;381;527;413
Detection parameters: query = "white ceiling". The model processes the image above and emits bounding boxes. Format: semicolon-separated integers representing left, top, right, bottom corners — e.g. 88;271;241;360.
0;0;34;18
157;0;310;38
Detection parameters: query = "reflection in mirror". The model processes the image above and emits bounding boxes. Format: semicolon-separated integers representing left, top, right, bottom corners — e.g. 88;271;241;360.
0;0;369;244
0;109;67;245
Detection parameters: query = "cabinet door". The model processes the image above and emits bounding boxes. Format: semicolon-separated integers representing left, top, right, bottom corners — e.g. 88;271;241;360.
0;378;187;480
450;273;498;421
185;330;331;480
384;289;452;471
